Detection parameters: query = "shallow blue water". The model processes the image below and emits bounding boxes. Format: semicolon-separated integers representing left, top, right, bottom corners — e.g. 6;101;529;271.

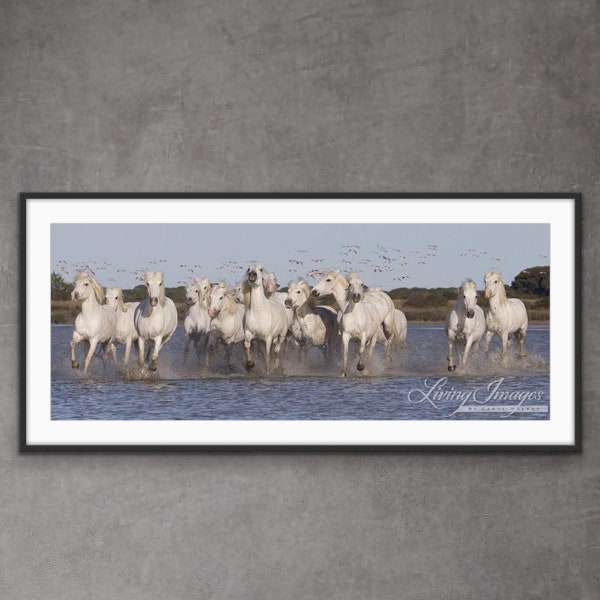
52;324;550;420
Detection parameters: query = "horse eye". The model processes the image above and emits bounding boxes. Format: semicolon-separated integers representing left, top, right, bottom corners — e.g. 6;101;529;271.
326;278;331;282
84;282;89;286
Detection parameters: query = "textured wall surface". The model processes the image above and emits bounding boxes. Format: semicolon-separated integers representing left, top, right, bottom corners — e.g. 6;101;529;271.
2;1;598;598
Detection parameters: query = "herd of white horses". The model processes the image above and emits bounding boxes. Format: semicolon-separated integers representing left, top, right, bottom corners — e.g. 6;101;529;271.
67;265;528;377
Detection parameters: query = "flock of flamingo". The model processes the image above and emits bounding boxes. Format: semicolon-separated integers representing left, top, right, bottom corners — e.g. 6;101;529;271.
67;262;528;377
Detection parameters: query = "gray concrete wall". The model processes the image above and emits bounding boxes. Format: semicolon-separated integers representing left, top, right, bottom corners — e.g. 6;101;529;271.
2;1;598;598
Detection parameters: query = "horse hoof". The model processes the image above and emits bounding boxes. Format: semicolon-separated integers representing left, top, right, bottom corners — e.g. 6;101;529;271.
149;362;157;372
71;361;79;369
245;360;255;370
357;363;365;372
448;365;456;372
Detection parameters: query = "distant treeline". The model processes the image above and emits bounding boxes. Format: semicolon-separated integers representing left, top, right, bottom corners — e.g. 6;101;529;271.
50;266;550;324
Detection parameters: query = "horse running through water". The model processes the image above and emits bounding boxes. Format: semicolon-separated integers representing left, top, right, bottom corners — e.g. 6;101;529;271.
311;270;400;359
205;282;245;368
444;279;485;371
242;263;289;374
134;270;178;372
284;279;338;360
183;277;211;363
483;268;528;363
105;287;139;366
69;272;117;373
338;274;382;377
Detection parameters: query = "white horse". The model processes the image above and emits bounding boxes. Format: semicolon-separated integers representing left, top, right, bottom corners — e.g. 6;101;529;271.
338;275;382;377
69;272;117;373
284;279;339;360
311;270;399;358
205;282;245;368
263;271;294;332
105;287;139;365
242;263;289;373
445;279;486;371
483;268;528;362
134;271;178;371
392;309;408;345
183;277;211;363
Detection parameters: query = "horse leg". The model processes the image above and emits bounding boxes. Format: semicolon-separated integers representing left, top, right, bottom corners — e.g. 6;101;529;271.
244;332;255;370
204;334;215;369
484;331;494;354
447;335;456;371
515;329;526;360
264;336;273;374
273;336;284;372
111;342;117;364
501;332;509;364
149;336;162;371
123;338;132;365
83;338;98;373
70;332;82;369
196;335;206;361
382;315;394;359
356;333;368;372
138;337;146;367
341;332;350;377
461;336;474;370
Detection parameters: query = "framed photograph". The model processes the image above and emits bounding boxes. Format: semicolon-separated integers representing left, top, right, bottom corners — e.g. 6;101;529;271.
21;193;580;450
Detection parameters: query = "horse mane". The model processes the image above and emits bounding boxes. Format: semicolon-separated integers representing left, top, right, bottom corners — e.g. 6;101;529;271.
297;279;317;309
89;277;105;304
214;282;237;316
241;279;252;310
73;271;89;283
322;269;349;289
461;279;477;293
224;287;238;316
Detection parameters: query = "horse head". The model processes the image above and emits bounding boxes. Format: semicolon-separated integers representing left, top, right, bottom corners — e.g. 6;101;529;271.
106;287;127;313
285;279;309;309
484;269;504;301
144;270;165;307
208;282;232;318
460;279;478;319
245;263;266;287
348;274;365;303
71;273;104;304
311;270;347;299
185;282;200;306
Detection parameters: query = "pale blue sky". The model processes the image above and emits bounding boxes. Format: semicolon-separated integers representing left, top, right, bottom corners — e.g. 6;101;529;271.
52;223;549;290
